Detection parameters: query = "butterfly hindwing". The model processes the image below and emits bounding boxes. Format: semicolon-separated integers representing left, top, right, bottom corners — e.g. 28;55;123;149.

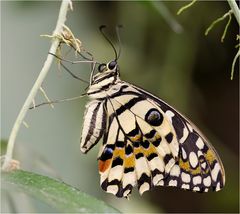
97;86;180;197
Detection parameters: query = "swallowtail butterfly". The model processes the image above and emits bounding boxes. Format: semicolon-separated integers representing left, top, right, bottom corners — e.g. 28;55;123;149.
80;59;225;198
79;27;225;198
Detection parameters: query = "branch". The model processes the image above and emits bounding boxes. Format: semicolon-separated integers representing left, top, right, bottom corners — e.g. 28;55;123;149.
231;48;240;80
227;0;240;25
151;1;183;34
204;10;233;40
177;0;197;15
2;0;72;171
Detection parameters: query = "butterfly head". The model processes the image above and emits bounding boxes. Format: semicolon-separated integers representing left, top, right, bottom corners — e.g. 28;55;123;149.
91;60;120;84
98;60;118;73
88;26;122;97
87;60;120;97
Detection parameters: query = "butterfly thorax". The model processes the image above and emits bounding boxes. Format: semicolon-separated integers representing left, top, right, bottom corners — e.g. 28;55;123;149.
87;60;120;99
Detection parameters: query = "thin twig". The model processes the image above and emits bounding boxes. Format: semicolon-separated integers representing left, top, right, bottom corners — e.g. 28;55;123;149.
177;0;197;15
205;10;233;36
221;12;232;42
29;94;86;109
230;49;240;80
22;121;29;128
40;86;54;109
1;0;72;171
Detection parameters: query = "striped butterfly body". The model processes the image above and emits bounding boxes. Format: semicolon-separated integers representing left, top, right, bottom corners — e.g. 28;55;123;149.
80;60;225;198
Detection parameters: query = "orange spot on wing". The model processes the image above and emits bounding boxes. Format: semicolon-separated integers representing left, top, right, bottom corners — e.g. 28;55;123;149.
130;134;141;142
205;149;215;164
98;159;111;173
143;144;157;157
114;148;125;159
179;158;202;175
125;154;135;168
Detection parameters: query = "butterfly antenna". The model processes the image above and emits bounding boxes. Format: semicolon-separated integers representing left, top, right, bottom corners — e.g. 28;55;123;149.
116;25;123;60
99;25;118;61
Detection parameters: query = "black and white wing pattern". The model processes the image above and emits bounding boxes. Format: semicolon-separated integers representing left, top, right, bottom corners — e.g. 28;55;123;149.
80;100;106;153
96;82;225;198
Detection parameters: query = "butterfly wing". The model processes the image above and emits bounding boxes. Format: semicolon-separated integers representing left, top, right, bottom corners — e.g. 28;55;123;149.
132;84;225;192
98;82;225;197
98;93;178;197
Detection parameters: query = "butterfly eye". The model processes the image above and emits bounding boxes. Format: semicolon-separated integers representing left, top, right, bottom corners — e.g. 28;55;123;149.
145;108;163;126
98;63;106;73
108;61;117;70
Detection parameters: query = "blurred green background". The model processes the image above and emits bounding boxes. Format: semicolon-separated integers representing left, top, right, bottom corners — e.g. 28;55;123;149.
1;1;239;213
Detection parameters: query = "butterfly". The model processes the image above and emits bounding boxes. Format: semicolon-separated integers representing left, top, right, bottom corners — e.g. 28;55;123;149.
79;57;225;198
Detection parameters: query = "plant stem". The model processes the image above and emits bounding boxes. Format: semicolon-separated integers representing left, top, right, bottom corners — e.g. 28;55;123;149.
231;49;240;80
227;0;240;25
2;0;72;171
177;0;197;15
151;1;183;34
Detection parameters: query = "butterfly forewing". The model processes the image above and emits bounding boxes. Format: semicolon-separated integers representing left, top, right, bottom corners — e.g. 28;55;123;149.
132;84;225;192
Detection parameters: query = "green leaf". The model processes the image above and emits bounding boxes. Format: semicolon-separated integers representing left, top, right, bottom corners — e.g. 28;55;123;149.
2;170;120;213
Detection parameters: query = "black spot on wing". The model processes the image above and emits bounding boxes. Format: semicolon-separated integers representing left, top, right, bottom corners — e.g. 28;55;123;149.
145;129;157;139
137;173;152;190
165;132;173;143
120;184;133;198
164;154;172;164
124;167;135;173
101;179;108;191
133;141;140;148
112;157;123;167
147;153;158;161
136;153;144;159
99;145;115;161
140;140;150;149
152;168;161;177
127;127;139;137
116;141;125;148
152;137;162;147
145;108;163;126
125;144;133;155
